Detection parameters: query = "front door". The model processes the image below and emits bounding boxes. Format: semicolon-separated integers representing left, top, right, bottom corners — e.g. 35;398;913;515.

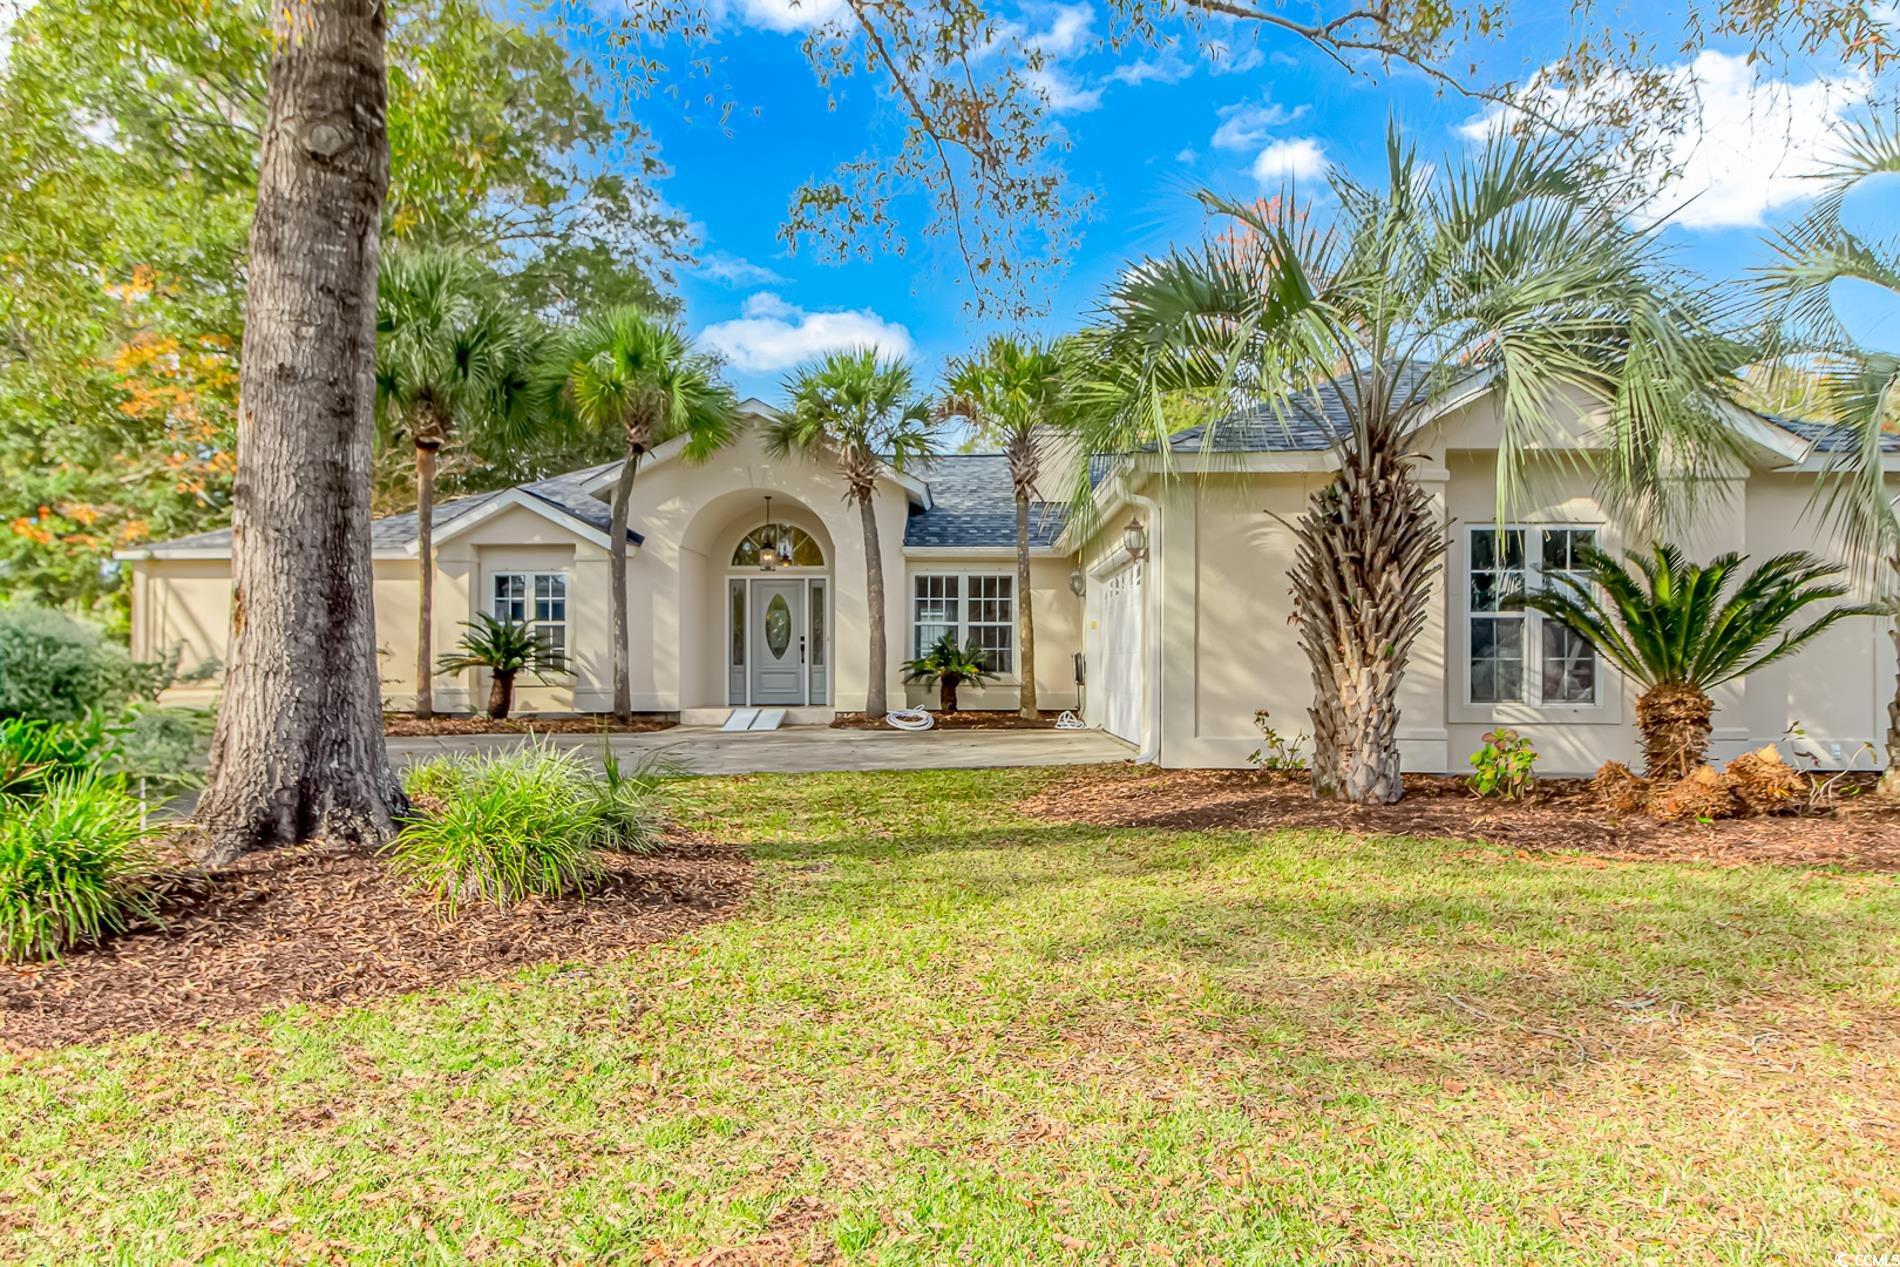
750;580;807;706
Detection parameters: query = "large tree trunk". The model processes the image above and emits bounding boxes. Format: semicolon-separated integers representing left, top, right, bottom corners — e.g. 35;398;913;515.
608;451;642;721
859;493;889;717
413;443;435;719
1014;493;1037;719
940;673;961;714
1637;683;1713;782
193;0;401;866
1294;441;1442;804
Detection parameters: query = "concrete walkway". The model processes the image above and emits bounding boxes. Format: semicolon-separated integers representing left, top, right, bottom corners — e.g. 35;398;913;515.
384;724;1134;776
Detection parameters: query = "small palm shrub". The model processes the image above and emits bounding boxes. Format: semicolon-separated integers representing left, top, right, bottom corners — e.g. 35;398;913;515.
1515;546;1878;781
435;614;570;719
902;633;996;713
0;773;155;962
1468;728;1537;799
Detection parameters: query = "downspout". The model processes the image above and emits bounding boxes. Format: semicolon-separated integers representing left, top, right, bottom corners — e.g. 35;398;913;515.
1123;483;1163;766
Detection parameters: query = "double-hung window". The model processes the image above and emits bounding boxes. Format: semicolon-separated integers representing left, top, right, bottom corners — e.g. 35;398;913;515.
1467;527;1597;706
492;571;568;655
911;573;1015;674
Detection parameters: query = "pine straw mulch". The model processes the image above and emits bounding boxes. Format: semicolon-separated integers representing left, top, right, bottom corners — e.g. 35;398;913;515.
1017;766;1900;872
0;835;750;1056
831;710;1068;730
383;714;676;737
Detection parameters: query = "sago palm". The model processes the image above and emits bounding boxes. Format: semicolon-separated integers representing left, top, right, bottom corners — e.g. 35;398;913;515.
435;613;571;721
770;350;941;717
1068;125;1742;804
940;335;1071;718
375;247;527;719
535;307;739;720
1756;108;1900;792
903;632;997;713
1515;545;1878;780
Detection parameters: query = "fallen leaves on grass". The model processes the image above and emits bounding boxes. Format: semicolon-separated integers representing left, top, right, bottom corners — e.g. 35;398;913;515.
1017;767;1900;871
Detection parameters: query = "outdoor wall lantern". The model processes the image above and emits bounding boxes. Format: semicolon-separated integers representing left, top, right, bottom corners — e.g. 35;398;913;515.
1123;521;1149;561
1067;567;1087;598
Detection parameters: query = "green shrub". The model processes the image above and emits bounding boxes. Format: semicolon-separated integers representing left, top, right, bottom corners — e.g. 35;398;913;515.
0;604;141;722
107;707;215;799
390;744;606;915
0;715;116;798
0;773;156;962
1246;709;1310;772
1468;727;1538;799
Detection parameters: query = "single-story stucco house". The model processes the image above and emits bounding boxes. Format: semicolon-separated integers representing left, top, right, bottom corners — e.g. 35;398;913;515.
120;383;1900;775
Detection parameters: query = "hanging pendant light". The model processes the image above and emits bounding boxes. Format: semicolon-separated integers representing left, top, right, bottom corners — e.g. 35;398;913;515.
758;496;778;571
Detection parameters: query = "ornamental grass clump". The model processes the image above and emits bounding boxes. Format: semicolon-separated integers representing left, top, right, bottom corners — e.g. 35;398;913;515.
0;773;155;962
390;743;605;915
586;745;673;855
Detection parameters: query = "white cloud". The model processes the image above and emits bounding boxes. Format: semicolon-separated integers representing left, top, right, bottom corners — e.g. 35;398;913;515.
1025;67;1101;113
699;293;914;373
697;252;785;287
1250;137;1327;186
1459;51;1870;230
1027;2;1092;57
725;0;845;32
1212;98;1306;151
1210;44;1265;75
1108;54;1192;86
1174;147;1199;164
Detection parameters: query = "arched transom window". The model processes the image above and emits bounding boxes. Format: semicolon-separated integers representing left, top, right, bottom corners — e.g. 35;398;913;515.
732;524;824;568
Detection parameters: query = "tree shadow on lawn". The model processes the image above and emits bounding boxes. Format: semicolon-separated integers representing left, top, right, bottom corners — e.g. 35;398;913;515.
746;816;1900;1091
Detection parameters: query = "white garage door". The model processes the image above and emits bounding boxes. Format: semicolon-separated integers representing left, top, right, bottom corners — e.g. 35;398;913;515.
1088;562;1143;744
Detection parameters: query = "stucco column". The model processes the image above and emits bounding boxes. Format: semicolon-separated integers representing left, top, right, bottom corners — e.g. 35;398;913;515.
432;548;476;712
1398;462;1452;774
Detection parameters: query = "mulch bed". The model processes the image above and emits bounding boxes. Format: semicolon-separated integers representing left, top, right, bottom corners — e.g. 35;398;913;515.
0;837;749;1055
831;710;1068;730
1018;767;1900;871
383;714;676;737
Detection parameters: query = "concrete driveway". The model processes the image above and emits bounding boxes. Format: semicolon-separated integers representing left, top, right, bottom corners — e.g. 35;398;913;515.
384;724;1135;776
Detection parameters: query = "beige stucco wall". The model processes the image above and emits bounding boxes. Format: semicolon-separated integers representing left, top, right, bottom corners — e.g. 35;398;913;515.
1107;379;1898;773
899;553;1084;712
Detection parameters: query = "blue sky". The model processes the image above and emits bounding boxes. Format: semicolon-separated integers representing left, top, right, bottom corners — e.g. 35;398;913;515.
545;1;1898;403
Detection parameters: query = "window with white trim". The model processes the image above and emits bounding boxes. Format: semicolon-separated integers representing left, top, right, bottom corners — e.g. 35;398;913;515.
911;573;1015;674
492;571;568;656
1466;527;1597;706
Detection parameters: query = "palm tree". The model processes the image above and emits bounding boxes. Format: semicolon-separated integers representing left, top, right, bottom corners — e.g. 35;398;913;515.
1066;125;1742;804
770;351;942;718
376;247;527;719
435;614;571;721
941;336;1070;719
904;632;997;713
1756;108;1900;793
1516;546;1878;780
535;307;739;720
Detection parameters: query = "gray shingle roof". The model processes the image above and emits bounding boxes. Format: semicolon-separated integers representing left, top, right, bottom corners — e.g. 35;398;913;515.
903;455;1067;549
1165;362;1454;453
1761;413;1900;454
520;471;646;545
141;477;644;555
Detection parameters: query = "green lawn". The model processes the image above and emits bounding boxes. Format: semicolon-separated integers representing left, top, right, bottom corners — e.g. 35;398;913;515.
4;767;1898;1263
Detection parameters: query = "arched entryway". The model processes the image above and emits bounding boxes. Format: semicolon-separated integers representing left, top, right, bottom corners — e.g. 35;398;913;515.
682;491;834;709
